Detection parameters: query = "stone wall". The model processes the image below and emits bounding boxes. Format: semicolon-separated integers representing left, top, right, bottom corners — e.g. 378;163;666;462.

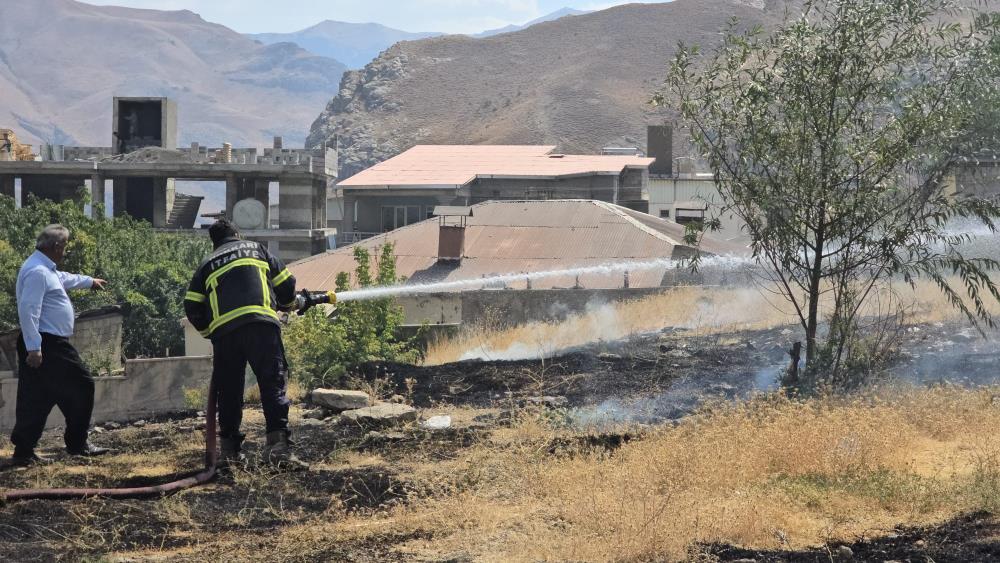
72;309;124;372
0;356;212;432
397;287;673;328
0;308;124;373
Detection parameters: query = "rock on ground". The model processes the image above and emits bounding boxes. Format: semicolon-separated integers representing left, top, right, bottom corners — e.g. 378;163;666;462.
312;389;370;412
340;402;417;426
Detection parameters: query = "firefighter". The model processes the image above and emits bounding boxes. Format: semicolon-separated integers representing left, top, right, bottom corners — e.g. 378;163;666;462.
184;218;304;468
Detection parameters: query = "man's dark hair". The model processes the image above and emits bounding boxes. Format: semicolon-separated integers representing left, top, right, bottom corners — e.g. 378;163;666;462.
209;218;239;248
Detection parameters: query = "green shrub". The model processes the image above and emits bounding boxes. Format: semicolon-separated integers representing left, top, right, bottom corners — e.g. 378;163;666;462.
283;243;423;390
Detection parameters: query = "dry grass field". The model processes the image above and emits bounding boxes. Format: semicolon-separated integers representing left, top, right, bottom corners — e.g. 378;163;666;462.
3;381;1000;560
3;277;1000;561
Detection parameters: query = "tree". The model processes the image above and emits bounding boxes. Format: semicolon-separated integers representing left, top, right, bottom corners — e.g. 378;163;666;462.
660;0;1000;383
0;193;210;358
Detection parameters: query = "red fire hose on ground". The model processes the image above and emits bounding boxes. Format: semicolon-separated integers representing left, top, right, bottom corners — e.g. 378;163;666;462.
1;382;218;502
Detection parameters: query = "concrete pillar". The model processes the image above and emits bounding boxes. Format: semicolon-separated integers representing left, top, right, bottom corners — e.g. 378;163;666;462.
90;174;105;218
112;178;127;218
313;178;327;228
278;178;318;229
0;175;14;200
152;177;169;228
253;179;270;226
225;174;238;219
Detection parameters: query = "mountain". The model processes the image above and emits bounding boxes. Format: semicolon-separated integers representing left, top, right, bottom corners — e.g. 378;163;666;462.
247;10;588;70
307;0;782;178
249;21;441;70
0;0;347;148
474;7;589;38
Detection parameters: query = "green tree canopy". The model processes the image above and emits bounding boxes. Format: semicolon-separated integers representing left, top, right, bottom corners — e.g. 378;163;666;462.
0;194;210;358
661;0;1000;384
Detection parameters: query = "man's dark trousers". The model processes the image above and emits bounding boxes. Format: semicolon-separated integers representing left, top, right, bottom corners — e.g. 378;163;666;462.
11;333;96;456
211;322;290;442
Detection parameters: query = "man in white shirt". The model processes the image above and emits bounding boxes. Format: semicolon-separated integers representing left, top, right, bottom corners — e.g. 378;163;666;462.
10;224;110;466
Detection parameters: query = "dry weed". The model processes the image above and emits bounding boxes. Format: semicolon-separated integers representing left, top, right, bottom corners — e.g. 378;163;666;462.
325;386;1000;561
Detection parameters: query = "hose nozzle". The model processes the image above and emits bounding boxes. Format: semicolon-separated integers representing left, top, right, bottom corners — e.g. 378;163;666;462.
294;289;337;315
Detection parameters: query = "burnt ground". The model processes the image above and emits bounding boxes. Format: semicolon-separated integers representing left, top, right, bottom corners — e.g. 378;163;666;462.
357;326;781;410
705;511;1000;562
0;323;997;561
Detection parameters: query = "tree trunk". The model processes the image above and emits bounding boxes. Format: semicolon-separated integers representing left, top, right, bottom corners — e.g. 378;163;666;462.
805;201;827;368
786;341;802;385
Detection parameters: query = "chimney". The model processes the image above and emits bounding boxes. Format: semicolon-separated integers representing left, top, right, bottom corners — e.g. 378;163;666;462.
434;206;473;263
647;125;673;177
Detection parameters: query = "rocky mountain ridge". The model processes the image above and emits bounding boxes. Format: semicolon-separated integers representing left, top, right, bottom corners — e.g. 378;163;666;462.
307;0;782;178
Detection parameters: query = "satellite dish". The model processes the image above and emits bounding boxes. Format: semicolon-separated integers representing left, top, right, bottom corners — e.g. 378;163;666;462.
232;198;267;230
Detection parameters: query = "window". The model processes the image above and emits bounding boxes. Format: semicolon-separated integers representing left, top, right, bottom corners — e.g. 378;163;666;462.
659;209;670;219
675;207;706;226
381;205;424;232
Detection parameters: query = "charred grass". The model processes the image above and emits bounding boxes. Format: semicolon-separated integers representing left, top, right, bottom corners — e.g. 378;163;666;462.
3;323;1000;561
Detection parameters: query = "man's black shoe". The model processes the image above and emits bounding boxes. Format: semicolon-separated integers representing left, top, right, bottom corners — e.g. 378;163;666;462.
67;443;111;457
10;453;51;467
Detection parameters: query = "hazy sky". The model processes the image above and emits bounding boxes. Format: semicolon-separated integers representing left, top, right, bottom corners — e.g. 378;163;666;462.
81;0;666;34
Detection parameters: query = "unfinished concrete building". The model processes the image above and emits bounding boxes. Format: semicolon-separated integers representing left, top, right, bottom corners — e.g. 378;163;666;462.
0;97;336;262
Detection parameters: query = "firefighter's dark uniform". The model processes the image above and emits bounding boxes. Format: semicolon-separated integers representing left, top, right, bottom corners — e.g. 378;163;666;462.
183;237;296;445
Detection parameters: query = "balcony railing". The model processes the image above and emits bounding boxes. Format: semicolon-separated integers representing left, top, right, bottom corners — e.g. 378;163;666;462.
335;231;381;247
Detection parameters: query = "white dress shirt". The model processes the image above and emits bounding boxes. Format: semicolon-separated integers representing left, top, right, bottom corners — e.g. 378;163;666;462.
15;250;93;351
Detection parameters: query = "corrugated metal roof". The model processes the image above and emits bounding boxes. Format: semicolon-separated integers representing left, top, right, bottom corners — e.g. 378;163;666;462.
289;200;748;292
338;145;655;188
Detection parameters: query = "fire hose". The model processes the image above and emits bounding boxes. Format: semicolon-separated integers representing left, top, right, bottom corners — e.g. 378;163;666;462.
0;290;337;502
1;381;218;501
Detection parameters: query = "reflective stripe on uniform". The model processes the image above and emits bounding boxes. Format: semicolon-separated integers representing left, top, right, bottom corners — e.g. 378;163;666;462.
205;258;270;288
209;287;220;319
185;291;206;303
272;268;293;286
207;305;279;334
259;267;270;310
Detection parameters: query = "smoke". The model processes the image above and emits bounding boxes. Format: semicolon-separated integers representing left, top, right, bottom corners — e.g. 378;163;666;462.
458;297;642;362
439;285;792;363
891;325;999;388
569;364;783;427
